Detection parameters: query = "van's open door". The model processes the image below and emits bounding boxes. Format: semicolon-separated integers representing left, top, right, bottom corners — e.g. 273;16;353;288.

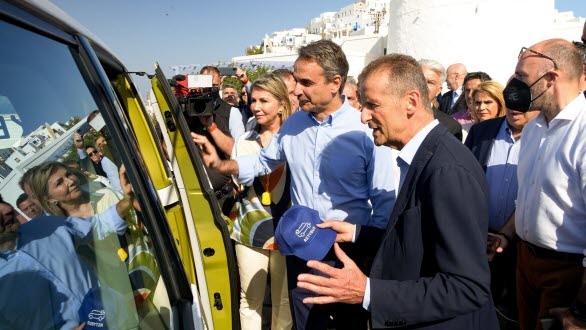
150;64;239;330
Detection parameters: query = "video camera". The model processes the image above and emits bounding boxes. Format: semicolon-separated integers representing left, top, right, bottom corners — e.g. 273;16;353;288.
169;74;220;117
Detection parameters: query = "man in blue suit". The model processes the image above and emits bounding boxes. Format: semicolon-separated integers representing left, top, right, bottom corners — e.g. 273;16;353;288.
297;54;498;329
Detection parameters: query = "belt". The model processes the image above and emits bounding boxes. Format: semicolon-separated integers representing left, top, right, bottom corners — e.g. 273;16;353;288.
522;240;583;262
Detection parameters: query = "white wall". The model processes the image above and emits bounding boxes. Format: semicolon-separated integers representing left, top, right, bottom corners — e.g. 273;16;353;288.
386;0;559;85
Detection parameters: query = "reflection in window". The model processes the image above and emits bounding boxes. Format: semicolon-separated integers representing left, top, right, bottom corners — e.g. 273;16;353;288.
0;17;168;329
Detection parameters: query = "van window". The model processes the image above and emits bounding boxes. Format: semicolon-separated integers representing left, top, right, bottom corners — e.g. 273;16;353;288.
0;18;170;329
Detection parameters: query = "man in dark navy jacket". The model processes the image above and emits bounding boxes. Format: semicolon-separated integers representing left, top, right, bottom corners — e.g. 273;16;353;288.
297;54;498;329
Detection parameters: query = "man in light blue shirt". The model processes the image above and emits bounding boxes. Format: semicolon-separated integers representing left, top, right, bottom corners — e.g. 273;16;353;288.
194;40;394;330
0;203;136;329
297;54;497;330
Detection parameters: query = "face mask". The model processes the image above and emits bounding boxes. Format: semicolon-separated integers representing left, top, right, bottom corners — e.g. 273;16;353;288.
503;74;548;112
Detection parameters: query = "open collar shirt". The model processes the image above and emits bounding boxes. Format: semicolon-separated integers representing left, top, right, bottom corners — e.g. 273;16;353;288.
515;93;586;256
236;99;395;228
486;119;520;231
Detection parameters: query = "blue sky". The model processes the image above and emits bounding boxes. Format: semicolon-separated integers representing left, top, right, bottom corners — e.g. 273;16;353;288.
52;0;586;96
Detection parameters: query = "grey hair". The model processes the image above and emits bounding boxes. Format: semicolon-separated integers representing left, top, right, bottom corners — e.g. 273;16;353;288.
345;76;358;87
418;59;446;84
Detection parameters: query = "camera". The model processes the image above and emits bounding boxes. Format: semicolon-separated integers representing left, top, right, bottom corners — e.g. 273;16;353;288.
170;74;221;117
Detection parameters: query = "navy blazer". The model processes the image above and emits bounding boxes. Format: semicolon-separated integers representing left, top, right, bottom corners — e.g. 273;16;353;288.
464;117;506;171
356;125;498;329
439;90;467;115
432;107;463;142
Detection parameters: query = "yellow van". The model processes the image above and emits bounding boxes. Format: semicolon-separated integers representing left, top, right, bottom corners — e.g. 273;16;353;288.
0;1;237;328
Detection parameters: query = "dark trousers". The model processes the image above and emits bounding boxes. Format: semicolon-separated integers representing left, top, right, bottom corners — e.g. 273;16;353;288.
490;240;519;329
285;245;369;330
516;240;584;330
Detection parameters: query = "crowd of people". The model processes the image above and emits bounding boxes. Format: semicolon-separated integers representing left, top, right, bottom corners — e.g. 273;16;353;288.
2;21;585;330
0;116;160;328
189;22;586;330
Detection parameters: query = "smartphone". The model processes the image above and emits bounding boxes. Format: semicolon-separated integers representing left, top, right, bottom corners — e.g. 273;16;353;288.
77;122;91;136
218;66;236;77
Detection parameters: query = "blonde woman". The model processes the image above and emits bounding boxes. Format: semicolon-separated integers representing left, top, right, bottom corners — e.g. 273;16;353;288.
230;73;293;330
471;81;506;122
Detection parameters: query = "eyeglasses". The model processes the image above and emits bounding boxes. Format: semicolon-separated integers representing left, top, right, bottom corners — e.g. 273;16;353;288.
88;150;99;156
518;47;558;70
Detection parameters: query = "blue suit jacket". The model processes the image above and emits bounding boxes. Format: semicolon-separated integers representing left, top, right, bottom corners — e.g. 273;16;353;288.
356;125;498;329
464;117;506;172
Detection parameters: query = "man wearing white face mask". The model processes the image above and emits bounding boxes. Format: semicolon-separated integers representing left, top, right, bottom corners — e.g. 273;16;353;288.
502;39;586;330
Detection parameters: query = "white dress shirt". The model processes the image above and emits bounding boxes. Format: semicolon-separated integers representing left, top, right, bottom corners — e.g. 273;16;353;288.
515;93;586;257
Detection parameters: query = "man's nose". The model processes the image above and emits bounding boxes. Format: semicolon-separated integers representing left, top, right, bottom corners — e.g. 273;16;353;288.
293;81;303;97
360;108;371;124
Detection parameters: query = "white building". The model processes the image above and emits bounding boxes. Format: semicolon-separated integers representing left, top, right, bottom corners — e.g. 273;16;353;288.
262;28;321;54
386;0;585;86
4;122;65;169
234;0;389;71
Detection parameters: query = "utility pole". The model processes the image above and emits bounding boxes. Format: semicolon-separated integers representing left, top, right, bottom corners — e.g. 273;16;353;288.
370;7;387;34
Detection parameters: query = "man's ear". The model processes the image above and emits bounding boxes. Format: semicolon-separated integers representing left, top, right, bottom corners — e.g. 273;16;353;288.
330;75;343;94
405;90;422;115
546;70;559;86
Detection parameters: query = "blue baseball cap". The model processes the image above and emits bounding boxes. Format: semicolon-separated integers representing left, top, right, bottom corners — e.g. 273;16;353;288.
275;205;336;261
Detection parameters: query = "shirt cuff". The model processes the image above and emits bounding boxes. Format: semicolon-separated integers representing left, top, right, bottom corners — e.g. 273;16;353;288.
352;224;357;243
94;204;128;238
235;154;255;186
362;277;371;311
77;149;87;160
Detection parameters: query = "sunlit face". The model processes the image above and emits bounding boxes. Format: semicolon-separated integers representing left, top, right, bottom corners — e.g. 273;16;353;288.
293;58;340;114
86;147;102;163
514;47;555;111
281;74;299;112
446;64;466;90
251;88;283;128
421;66;442;102
360;71;406;149
474;91;500;122
95;136;107;153
18;197;43;219
343;83;361;110
47;167;82;205
464;78;482;110
23;182;41;209
222;87;239;106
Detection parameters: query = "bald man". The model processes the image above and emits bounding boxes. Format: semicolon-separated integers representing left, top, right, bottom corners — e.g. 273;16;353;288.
439;63;468;115
503;38;586;330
